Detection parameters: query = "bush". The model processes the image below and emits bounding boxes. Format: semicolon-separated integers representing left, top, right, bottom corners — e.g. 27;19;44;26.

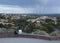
50;31;60;36
33;30;49;36
23;23;36;33
0;28;8;32
0;23;4;28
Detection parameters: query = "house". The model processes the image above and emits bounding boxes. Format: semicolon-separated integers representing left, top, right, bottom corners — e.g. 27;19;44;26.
0;19;8;22
11;16;20;20
27;19;36;23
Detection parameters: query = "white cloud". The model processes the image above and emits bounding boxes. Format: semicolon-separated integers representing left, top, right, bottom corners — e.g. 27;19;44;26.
0;5;35;14
0;4;46;14
43;7;60;14
0;0;49;14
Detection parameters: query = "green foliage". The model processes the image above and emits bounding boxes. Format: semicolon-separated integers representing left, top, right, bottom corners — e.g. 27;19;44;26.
56;17;60;30
23;23;36;33
56;16;60;22
50;31;60;36
0;14;60;35
40;24;55;33
33;30;49;35
46;25;54;33
40;18;55;33
0;23;4;28
0;15;5;19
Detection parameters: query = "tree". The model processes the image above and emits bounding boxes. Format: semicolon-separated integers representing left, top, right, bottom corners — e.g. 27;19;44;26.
23;23;36;33
0;23;4;28
0;15;5;19
56;17;60;30
46;25;55;33
40;18;55;33
7;17;12;23
45;18;54;24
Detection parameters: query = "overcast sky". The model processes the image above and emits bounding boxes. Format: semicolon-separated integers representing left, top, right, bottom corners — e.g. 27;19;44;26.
0;0;60;14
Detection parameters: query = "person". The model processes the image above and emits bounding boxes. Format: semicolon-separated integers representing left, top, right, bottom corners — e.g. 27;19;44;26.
14;29;18;35
18;24;22;34
18;29;22;34
14;31;17;35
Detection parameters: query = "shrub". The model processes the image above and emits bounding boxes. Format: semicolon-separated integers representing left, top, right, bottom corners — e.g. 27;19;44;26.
33;30;49;36
50;31;60;36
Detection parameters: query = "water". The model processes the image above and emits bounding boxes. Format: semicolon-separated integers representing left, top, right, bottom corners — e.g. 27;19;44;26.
0;38;60;43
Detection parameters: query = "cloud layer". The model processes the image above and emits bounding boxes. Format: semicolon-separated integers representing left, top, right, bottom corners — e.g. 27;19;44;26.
0;0;49;14
0;5;35;14
0;0;60;14
0;5;44;14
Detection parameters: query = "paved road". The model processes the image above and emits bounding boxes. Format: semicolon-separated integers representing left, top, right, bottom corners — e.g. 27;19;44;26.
0;38;60;43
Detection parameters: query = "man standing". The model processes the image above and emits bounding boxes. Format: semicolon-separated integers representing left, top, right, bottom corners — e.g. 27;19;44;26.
18;24;22;34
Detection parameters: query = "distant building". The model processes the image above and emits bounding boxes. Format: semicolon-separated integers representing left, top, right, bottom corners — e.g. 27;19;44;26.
27;19;36;23
0;19;8;22
11;16;20;20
